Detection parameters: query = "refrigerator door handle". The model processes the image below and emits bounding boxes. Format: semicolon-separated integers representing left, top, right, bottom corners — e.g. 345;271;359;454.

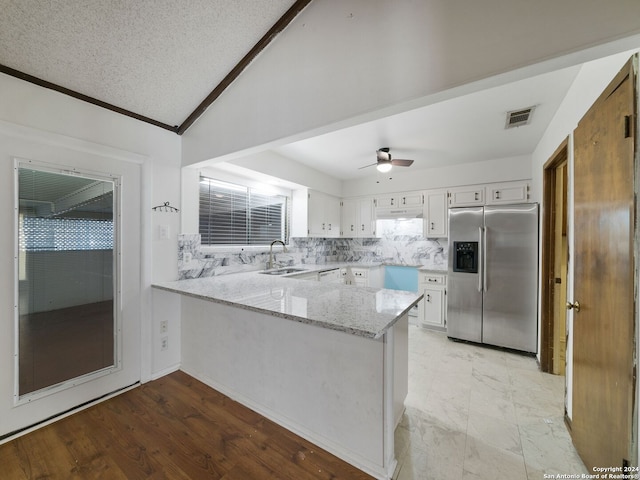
483;226;488;291
478;227;484;292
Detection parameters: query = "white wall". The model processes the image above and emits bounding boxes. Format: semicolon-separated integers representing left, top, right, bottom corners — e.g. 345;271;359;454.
530;50;637;422
182;0;640;167
0;73;182;437
342;155;531;197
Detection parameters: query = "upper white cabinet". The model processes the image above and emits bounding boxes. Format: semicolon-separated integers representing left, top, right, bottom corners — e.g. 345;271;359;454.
448;180;531;208
425;189;448;237
398;193;423;207
448;186;485;207
485;181;530;205
307;190;340;237
375;192;423;209
341;197;375;237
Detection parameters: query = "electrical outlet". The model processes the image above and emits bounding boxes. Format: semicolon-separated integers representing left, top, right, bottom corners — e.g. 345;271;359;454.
160;320;168;334
160;336;168;351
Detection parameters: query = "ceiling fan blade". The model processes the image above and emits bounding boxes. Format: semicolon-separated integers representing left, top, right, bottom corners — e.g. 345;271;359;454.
358;162;378;169
391;159;414;167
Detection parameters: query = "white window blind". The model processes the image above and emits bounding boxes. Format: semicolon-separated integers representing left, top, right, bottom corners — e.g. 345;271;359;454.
199;177;289;245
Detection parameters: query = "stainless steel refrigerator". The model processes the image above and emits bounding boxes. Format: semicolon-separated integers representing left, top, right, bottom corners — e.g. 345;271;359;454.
447;203;538;353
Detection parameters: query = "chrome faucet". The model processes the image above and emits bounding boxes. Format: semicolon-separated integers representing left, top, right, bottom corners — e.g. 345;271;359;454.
268;240;287;269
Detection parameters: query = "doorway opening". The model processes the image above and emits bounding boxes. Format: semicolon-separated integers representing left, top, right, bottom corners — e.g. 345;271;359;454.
541;139;569;376
16;163;120;399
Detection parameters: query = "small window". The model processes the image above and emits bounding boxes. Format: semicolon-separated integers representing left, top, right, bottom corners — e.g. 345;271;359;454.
199;177;289;246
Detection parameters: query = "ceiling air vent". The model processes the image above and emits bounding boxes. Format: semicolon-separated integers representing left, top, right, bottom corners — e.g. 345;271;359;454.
505;106;535;129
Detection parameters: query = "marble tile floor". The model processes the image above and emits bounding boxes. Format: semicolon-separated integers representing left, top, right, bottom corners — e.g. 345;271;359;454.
393;325;588;480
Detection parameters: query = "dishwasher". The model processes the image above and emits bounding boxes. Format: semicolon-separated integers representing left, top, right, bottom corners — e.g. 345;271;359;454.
318;268;342;283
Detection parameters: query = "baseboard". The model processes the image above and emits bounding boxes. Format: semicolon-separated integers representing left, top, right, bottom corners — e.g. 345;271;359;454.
180;367;391;480
149;364;180;381
0;382;139;446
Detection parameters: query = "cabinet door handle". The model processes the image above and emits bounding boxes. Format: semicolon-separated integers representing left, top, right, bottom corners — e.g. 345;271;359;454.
474;192;479;201
495;190;501;200
361;224;365;231
328;223;332;230
350;225;354;231
402;197;406;205
391;198;394;206
426;294;431;302
430;222;435;230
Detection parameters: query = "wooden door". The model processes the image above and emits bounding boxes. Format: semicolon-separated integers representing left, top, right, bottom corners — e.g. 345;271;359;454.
571;58;636;470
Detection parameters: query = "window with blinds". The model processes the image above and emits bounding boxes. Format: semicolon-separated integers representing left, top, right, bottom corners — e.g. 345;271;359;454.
199;177;289;245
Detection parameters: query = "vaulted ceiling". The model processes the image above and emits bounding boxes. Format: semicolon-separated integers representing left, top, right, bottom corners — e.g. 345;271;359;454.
1;1;638;182
0;0;306;132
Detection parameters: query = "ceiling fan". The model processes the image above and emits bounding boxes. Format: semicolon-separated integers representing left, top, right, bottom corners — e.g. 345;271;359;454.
359;147;414;173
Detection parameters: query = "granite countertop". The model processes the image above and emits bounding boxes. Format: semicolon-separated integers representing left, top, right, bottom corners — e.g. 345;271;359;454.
417;267;448;274
153;267;423;340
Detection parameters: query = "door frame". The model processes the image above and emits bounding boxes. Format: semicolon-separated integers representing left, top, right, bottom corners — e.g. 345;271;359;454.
540;138;569;374
13;159;123;404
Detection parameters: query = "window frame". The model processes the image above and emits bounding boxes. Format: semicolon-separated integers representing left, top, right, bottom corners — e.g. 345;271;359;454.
198;176;291;247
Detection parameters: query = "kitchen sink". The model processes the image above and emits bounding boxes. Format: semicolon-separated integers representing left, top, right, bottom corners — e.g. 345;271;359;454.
259;267;307;275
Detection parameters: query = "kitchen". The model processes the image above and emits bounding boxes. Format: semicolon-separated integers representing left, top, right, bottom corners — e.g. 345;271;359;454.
1;1;640;479
150;171;540;478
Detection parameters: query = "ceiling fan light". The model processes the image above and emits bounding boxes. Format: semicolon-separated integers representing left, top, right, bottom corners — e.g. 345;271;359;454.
376;161;392;173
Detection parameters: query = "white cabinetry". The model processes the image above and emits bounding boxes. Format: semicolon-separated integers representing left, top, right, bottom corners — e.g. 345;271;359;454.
448;186;484;207
308;190;340;237
485;181;530;205
398;192;423;207
417;272;447;331
424;189;448;237
448;181;531;208
351;268;369;287
343;265;383;288
376;192;423;209
341;197;375;237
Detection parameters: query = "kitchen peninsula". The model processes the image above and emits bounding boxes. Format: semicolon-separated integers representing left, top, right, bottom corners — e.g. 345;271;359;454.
153;268;421;479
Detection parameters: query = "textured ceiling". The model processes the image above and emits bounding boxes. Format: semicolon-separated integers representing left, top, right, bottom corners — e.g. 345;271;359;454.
0;0;297;127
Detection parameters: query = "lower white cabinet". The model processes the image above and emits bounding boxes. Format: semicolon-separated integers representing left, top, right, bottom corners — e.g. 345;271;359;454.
351;268;369;287
417;272;447;330
343;266;383;288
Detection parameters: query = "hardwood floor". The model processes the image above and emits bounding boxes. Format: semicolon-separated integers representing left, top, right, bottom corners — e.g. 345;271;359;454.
0;370;374;479
19;300;114;395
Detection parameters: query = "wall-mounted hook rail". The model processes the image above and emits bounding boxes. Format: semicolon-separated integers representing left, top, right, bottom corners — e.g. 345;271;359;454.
152;201;179;213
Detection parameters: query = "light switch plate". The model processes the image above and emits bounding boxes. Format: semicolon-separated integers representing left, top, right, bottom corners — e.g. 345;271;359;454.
159;225;170;240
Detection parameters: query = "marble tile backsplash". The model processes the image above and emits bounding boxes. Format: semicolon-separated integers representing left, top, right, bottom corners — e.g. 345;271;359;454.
177;233;448;280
